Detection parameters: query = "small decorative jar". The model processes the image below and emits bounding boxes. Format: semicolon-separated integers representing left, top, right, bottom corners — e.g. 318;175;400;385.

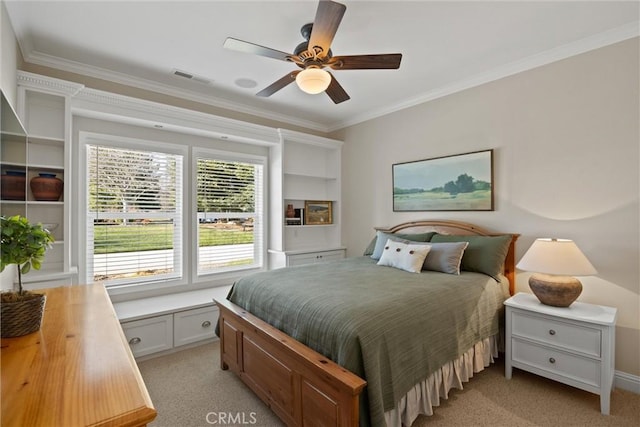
286;204;295;218
1;170;26;200
30;173;63;201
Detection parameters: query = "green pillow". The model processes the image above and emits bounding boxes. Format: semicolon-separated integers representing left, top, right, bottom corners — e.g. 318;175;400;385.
369;230;436;260
363;236;377;256
430;234;512;279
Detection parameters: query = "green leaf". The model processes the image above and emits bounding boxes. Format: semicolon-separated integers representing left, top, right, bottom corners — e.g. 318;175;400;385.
21;262;31;274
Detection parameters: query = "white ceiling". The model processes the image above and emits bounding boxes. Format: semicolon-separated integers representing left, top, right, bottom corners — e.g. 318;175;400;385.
5;1;639;132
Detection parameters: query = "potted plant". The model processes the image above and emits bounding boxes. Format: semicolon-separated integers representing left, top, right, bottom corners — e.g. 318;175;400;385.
1;215;54;338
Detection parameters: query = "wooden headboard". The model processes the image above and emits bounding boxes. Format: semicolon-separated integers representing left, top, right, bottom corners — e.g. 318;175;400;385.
376;220;519;295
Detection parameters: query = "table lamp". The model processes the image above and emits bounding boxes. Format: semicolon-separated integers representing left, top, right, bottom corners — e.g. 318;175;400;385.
516;238;597;307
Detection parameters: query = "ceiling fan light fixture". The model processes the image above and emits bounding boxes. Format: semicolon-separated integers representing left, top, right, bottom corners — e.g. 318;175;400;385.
296;68;331;94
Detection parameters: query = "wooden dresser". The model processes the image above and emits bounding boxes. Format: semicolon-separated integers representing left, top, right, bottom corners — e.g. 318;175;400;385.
1;285;156;426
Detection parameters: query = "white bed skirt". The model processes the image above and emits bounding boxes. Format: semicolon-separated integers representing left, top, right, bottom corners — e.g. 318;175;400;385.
384;335;499;427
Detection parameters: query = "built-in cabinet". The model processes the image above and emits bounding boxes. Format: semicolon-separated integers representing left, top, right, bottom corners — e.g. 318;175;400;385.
114;286;231;359
269;129;344;269
6;72;82;287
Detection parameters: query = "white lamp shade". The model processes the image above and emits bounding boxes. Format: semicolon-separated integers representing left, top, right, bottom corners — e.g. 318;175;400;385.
295;68;331;94
516;238;597;276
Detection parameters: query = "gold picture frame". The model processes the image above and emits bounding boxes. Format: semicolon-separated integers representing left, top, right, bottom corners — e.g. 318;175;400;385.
304;200;333;225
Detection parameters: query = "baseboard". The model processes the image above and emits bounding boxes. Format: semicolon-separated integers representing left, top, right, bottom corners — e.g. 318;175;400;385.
615;370;640;394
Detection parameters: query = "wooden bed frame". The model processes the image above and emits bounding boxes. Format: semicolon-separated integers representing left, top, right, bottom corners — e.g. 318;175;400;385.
215;220;518;427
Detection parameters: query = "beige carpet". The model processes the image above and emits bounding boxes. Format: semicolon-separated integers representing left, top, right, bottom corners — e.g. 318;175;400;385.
138;342;639;427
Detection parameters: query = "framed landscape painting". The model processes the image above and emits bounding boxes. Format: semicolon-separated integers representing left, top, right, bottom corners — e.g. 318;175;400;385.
304;200;333;225
393;149;494;211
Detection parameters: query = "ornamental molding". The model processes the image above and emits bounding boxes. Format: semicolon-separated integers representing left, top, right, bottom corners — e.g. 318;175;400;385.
17;70;84;96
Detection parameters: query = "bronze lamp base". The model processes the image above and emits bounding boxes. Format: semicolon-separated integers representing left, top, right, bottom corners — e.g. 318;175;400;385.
529;273;582;307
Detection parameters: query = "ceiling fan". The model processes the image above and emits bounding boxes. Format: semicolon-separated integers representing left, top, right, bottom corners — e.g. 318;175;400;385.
223;0;402;104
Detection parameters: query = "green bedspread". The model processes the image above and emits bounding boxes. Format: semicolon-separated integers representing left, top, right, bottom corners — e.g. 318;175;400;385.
226;256;506;427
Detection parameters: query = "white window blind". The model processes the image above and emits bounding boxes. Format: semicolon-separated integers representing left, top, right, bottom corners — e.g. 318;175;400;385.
86;144;183;286
196;156;264;275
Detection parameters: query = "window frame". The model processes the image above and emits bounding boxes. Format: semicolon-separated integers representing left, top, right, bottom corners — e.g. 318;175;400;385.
191;147;267;280
79;132;189;293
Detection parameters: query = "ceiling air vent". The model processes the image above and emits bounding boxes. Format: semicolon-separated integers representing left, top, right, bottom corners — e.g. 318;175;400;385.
172;69;212;85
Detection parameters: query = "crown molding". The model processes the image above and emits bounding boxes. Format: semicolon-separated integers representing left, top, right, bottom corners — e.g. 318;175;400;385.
328;22;640;132
23;50;329;133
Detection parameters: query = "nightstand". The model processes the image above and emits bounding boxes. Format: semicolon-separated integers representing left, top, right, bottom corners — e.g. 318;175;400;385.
504;293;617;415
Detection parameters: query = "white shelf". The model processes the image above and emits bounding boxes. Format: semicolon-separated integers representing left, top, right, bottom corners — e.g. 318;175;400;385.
283;171;338;180
26;201;65;206
0;162;27;168
28;135;64;144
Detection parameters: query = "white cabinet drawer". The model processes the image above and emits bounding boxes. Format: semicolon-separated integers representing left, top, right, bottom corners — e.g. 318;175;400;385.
512;338;601;388
287;249;345;266
512;311;601;357
121;314;173;358
174;306;218;347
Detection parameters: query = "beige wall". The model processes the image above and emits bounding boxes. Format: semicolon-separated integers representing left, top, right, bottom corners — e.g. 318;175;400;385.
336;38;640;377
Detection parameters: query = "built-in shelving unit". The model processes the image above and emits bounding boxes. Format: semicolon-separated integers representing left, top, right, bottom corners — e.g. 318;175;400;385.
268;129;344;269
12;71;83;287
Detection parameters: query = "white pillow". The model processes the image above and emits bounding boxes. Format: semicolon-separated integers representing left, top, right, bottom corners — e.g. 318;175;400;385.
377;239;431;273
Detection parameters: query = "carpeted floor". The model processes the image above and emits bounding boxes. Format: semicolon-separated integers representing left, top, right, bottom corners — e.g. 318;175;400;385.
137;342;639;427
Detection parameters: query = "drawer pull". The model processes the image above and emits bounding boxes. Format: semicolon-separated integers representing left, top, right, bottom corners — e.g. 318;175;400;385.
129;337;142;345
549;329;556;336
201;320;212;328
549;357;556;364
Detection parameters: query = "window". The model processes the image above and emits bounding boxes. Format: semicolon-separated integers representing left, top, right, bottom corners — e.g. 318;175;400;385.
195;152;264;275
86;143;183;286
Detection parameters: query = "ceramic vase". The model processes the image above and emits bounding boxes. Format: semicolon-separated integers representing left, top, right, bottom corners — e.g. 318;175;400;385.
30;173;63;201
1;170;26;200
286;204;295;218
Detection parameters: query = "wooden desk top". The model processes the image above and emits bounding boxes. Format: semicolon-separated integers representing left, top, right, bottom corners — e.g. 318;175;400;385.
1;285;156;427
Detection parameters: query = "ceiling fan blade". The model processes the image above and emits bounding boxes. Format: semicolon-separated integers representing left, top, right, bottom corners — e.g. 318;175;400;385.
224;37;293;62
308;0;346;57
325;73;350;104
329;54;403;70
256;71;300;97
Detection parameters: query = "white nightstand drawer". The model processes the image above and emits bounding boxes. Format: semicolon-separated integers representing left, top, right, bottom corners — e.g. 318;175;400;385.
512;338;601;388
174;306;218;347
512;311;601;357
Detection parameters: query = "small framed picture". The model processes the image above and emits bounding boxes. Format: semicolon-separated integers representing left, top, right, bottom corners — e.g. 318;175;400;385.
304;200;333;225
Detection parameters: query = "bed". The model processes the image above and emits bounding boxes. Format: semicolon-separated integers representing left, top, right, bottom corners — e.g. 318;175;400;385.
215;220;518;427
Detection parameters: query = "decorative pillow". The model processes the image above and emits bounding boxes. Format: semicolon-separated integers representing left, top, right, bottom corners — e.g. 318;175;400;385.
430;234;512;279
363;236;377;256
377;239;431;273
422;242;469;274
369;231;436;260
